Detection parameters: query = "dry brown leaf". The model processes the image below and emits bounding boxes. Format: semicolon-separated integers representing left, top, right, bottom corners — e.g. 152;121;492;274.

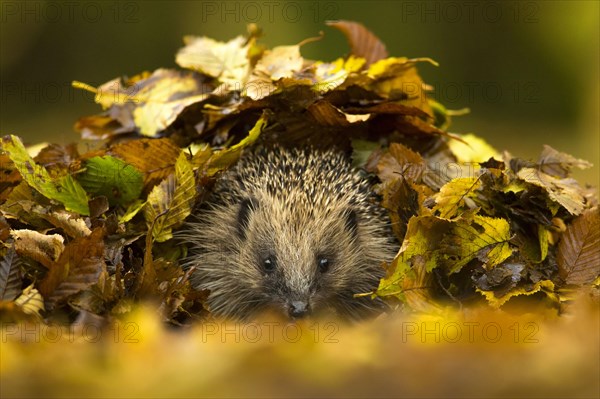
0;246;22;301
38;228;105;309
326;20;388;66
557;208;600;285
11;229;65;268
109;138;182;189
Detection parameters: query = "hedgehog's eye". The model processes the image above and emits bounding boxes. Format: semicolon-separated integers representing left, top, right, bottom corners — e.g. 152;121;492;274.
318;257;330;273
262;256;276;273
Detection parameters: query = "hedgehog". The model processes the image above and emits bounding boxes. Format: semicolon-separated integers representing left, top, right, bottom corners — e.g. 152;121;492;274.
179;145;398;321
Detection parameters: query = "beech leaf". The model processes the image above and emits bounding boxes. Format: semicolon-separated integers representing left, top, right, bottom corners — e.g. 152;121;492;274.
254;45;303;80
0;246;22;301
539;145;592;178
433;177;481;219
11;229;65;268
2;135;90;215
478;280;556;308
144;152;196;242
77;156;144;207
14;284;45;317
176;35;251;85
441;215;513;273
326;20;388;66
557;208;600;285
203;115;266;177
517;168;586;215
448;133;499;164
110;138;184;190
38;228;105;309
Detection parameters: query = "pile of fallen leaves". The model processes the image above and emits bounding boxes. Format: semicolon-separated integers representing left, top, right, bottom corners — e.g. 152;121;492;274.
0;21;598;328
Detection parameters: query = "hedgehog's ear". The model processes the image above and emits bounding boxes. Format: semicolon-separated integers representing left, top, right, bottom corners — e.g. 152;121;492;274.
344;208;359;238
237;197;259;239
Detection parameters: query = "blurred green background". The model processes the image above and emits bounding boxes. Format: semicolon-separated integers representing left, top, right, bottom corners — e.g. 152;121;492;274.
1;0;598;184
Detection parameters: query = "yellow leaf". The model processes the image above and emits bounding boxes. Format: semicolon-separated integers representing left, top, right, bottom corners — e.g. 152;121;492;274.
72;80;129;110
539;225;549;263
376;216;451;305
76;70;211;137
255;45;303;80
204;115;266;177
376;255;412;300
14;284;45;317
448;133;499;164
477;280;556;308
176;35;251;86
517;168;586;215
433;177;481;219
119;200;147;224
144;152;196;242
441;215;513;273
312;56;366;93
365;57;436;115
401;216;452;272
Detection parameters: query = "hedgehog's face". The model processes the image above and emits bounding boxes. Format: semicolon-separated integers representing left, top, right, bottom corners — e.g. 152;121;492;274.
234;195;382;320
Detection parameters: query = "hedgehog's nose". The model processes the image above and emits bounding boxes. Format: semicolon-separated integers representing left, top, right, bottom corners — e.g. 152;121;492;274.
289;301;309;318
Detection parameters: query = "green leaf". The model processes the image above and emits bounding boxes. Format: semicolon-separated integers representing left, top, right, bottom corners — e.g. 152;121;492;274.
350;139;380;169
109;138;182;189
441;215;513;273
144;151;196;242
2;135;90;215
77;156;144;206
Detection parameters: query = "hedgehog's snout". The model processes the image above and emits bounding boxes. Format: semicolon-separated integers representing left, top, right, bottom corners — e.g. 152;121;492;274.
288;300;310;318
